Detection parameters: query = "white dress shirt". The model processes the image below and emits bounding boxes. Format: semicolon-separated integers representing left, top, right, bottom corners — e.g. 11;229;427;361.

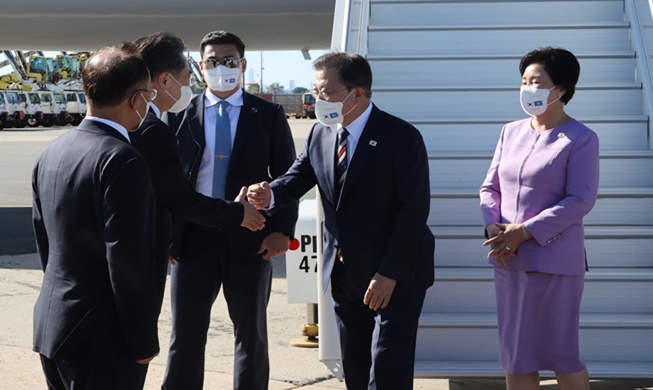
149;102;162;119
195;88;244;197
85;115;131;143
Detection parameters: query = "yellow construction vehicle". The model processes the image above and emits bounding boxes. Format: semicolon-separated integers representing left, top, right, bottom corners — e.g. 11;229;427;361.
188;55;207;92
0;50;87;129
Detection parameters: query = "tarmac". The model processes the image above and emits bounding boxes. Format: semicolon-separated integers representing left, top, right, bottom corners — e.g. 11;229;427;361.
4;253;653;389
0;252;451;389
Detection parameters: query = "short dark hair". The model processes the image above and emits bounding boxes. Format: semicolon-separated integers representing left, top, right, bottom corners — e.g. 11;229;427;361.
82;43;150;108
133;32;187;78
199;31;245;58
313;52;373;98
519;47;580;104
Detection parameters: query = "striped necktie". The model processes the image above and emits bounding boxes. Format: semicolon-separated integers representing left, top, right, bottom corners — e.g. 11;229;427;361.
335;127;349;263
212;100;231;199
335;127;349;201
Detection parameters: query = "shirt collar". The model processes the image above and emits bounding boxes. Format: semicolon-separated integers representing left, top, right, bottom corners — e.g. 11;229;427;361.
338;101;373;140
204;88;244;108
149;102;162;119
85;116;131;143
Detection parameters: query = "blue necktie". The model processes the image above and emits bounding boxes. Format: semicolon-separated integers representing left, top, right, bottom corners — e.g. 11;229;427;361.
212;100;231;199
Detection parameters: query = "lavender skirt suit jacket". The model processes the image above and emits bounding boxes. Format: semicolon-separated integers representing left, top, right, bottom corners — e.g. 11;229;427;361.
480;118;600;276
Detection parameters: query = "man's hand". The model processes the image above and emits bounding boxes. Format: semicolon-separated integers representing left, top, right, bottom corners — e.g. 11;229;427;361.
136;351;159;365
363;273;397;311
247;181;272;210
257;231;290;261
235;186;266;231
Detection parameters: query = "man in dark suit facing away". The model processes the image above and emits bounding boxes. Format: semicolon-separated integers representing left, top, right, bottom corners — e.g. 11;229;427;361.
32;44;160;389
163;31;298;390
248;52;435;390
128;32;265;315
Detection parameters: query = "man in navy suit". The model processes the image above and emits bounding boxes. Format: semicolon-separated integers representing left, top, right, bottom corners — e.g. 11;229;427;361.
248;52;435;390
163;31;298;390
32;43;160;389
129;32;265;315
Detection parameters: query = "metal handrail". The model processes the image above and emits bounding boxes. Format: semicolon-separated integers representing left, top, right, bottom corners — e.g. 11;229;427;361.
629;0;653;147
330;0;371;56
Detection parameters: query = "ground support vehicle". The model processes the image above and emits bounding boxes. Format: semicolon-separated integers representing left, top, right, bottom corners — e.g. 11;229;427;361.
4;90;27;128
39;91;69;126
270;93;306;118
65;91;85;125
302;92;315;119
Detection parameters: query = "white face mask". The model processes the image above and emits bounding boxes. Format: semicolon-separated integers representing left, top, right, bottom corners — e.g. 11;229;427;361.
134;94;148;130
315;90;356;126
203;65;241;92
520;85;561;116
165;74;193;113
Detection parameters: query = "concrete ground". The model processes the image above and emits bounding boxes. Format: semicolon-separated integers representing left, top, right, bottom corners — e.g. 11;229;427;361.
0;252;448;389
2;121;653;389
3;253;653;389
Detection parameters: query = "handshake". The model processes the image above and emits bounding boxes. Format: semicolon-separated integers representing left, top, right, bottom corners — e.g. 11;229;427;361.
233;181;273;231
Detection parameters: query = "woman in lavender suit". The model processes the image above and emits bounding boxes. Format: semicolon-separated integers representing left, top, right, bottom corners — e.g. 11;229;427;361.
480;47;599;390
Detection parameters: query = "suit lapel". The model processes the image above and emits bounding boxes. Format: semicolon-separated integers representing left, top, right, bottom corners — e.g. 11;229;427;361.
188;92;206;152
322;124;339;206
338;105;384;207
231;92;255;161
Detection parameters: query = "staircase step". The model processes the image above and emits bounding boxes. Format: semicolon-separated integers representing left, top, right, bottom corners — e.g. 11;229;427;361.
419;312;653;328
430;226;653;268
370;52;636;86
373;84;642;120
428;188;653;226
423;268;653;313
415;313;653;362
428;151;653;189
413;360;653;378
409;116;648;152
371;1;625;27
368;22;629;55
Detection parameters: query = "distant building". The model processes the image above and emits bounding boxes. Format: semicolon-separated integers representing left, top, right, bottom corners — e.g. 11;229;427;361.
289;80;296;92
247;68;255;84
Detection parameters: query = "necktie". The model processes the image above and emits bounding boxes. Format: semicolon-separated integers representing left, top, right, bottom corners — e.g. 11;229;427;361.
335;128;349;264
335;127;349;201
212;100;231;199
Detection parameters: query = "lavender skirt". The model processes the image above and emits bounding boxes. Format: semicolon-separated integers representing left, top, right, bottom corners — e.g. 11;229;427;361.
494;267;586;374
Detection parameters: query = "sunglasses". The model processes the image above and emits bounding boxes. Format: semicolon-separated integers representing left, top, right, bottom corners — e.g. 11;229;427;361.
202;57;243;70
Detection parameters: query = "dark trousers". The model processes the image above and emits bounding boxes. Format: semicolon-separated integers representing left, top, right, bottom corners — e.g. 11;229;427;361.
38;309;149;390
163;230;273;390
330;259;426;390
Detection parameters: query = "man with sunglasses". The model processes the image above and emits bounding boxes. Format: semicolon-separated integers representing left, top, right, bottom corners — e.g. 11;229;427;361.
129;33;266;318
32;43;160;389
163;31;298;390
